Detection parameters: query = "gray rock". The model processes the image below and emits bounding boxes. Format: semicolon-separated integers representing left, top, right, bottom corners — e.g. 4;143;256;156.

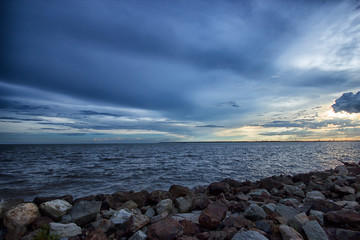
247;189;270;197
150;212;168;224
279;198;300;208
283;185;305;198
126;214;150;233
172;211;201;224
69;201;102;226
49;222;82;238
175;197;192;213
121;200;138;210
145;207;155;218
61;214;72;223
306;191;325;200
110;209;133;227
101;209;115;219
244;204;266;221
262;203;276;215
255;220;272;234
279;224;303;240
129;230;147;240
334;184;355;194
232;230;269;240
303;220;328;240
275;204;300;221
335;200;359;210
155;199;173;215
309;210;324;225
91;218;112;232
289;212;309;232
40;199;72;220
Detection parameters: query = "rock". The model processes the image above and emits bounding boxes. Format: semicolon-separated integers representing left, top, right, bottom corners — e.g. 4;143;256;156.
275;204;299;221
258;177;284;191
309;210;324;225
231;230;269;240
31;216;54;230
283;185;305;198
278;224;303;240
85;228;107;240
172;212;201;224
306;191;325;200
343;194;356;201
148;190;172;205
69;201;102;226
262;203;276;215
302;220;328;240
279;198;300;208
33;195;73;206
193;197;211;210
199;201;228;229
121;200;138;210
129;230;148;240
126;214;150;233
207;182;230;195
325;228;360;240
147;218;183;240
247;189;270;198
223;215;253;229
325;209;360;223
175;197;192;213
303;198;342;213
101;208;115;219
169;185;194;198
91;219;112;232
288;212;309;232
39;199;72;220
0;199;24;218
155;199;173;215
208;230;228;240
180;219;201;235
335;200;359;210
244;204;266;221
145;207;156;218
128;191;149;207
110;209;133;227
61;214;72;223
49;222;82;238
255;220;272;234
334;184;355;194
4;203;40;240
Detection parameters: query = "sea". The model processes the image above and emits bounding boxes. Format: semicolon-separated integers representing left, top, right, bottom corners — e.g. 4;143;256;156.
1;142;360;201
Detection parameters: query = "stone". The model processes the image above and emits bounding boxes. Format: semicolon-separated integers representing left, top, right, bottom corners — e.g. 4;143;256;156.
262;203;276;215
247;189;270;198
148;190;172;205
278;224;303;240
279;198;300;208
85;228;107;240
69;201;102;226
303;198;342;213
223;215;253;229
231;230;269;240
4;203;40;240
49;222;82;238
258;177;284;191
61;214;72;223
334;184;355;194
244;204;266;221
33;195;73;206
121;200;138;210
91;219;112;232
126;214;150;233
288;212;309;232
329;228;360;240
208;231;228;240
199;201;228;229
39;199;72;220
0;199;24;218
110;209;133;227
172;212;201;224
155;199;173;215
169;185;194;198
180;220;201;235
306;191;325;200
129;230;148;240
128;191;149;207
207;182;230;195
151;212;168;224
193;197;210;210
175;197;192;213
275;204;299;221
283;185;305;198
101;208;115;219
31;216;54;230
335;200;359;210
309;210;324;225
325;209;360;223
255;220;272;234
147;218;183;240
302;220;328;240
145;207;156;218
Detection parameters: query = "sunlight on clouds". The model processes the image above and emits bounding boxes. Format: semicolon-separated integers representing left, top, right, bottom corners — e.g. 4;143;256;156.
322;109;360;120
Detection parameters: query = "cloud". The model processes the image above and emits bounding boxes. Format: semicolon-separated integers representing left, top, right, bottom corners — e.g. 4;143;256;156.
332;91;360;113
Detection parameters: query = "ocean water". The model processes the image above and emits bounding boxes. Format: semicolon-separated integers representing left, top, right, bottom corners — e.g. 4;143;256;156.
1;142;359;200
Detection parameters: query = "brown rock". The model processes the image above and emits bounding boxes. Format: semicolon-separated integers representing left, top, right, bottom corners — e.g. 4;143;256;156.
85;228;107;240
180;220;201;235
31;216;54;230
303;198;342;213
147;218;183;240
292;173;311;184
326;209;360;224
126;214;150;233
196;232;210;240
228;201;250;213
208;231;227;240
199;201;228;229
169;185;195;198
95;194;114;210
223;215;252;229
325;228;360;240
334;184;355;195
208;182;230;196
279;224;303;240
193;197;211;210
148;190;173;205
128;190;149;207
258;177;284;191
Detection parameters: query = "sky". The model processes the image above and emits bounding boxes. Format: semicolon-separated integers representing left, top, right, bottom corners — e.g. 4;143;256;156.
1;0;360;144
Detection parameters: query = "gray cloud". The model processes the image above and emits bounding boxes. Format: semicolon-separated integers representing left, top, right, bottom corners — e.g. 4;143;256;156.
332;91;360;113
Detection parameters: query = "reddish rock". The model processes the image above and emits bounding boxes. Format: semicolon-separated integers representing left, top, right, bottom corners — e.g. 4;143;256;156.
169;185;194;198
180;220;201;235
199;201;228;229
148;190;173;205
126;214;150;233
31;216;53;230
223;215;252;229
85;228;107;240
208;182;230;196
147;218;183;240
326;209;360;224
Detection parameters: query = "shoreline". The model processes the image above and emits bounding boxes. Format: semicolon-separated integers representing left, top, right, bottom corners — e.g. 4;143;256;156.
1;162;360;240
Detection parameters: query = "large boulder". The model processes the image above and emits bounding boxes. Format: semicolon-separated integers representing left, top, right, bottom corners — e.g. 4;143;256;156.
147;218;183;240
325;209;360;223
126;214;150;233
4;203;40;240
169;185;194;198
175;197;192;213
283;185;305;198
69;200;102;226
278;224;303;240
155;199;173;215
39;199;72;220
199;201;228;229
275;204;299;222
244;204;266;221
49;222;82;238
207;182;230;195
110;209;133;228
302;220;328;240
306;191;325;200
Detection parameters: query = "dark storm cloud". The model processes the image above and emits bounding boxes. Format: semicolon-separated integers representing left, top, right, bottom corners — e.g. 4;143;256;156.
332;91;360;113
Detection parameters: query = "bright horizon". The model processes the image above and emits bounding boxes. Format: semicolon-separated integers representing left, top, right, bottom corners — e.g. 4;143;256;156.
1;0;360;144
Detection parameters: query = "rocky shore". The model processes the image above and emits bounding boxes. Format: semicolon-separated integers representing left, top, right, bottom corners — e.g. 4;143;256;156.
1;162;360;240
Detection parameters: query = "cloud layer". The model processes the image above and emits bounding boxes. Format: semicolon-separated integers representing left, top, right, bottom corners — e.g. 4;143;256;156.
332;91;360;113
